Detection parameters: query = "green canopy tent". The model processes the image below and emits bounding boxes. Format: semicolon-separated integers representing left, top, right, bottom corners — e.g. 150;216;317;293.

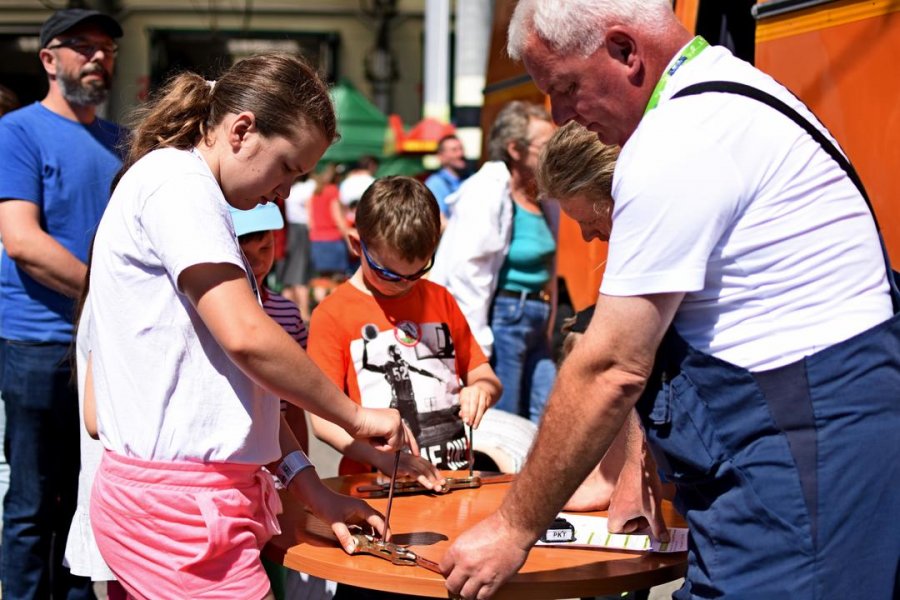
376;155;424;177
321;79;390;164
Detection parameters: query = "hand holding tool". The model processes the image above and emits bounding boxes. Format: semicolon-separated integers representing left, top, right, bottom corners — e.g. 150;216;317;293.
350;532;442;574
355;475;487;498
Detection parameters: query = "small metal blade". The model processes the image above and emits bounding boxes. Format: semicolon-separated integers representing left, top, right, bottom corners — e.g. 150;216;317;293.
383;450;401;542
467;424;474;478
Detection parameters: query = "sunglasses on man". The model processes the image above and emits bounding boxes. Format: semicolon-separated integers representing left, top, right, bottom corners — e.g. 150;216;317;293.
360;240;434;282
46;38;118;58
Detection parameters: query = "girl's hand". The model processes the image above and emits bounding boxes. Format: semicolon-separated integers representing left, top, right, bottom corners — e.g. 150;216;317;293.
351;407;419;456
459;385;491;429
374;451;446;492
292;471;386;553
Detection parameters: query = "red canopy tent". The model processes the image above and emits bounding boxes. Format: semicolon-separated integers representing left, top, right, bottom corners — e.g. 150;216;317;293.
388;115;456;154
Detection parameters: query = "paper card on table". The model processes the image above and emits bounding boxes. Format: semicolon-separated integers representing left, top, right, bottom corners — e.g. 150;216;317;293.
534;512;688;553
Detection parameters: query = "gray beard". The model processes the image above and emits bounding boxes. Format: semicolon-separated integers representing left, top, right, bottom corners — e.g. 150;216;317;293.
57;70;109;107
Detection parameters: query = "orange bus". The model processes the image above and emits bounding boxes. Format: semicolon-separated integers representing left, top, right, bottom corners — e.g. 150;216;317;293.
483;0;900;311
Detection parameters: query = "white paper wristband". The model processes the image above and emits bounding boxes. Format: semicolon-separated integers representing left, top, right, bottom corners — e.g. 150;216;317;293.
276;450;314;488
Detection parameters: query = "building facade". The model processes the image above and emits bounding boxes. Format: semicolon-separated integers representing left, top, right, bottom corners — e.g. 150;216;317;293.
0;0;428;125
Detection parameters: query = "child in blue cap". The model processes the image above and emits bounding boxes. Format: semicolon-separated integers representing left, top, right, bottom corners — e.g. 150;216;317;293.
230;202;309;450
230;201;333;598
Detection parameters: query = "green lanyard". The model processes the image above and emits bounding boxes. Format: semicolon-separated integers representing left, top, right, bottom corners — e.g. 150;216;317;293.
644;36;709;114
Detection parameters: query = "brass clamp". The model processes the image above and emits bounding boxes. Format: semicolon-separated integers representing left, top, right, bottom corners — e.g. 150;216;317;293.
354;476;482;499
350;533;442;574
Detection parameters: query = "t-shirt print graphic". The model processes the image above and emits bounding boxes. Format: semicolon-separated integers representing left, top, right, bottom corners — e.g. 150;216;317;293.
353;321;468;469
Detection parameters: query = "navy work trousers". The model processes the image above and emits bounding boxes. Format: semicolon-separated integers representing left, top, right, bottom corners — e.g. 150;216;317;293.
637;313;900;599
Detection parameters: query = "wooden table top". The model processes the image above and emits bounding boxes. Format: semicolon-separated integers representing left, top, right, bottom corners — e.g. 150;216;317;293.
264;472;687;599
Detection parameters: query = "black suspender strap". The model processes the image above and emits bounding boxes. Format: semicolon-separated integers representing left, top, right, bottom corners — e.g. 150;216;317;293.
672;80;900;309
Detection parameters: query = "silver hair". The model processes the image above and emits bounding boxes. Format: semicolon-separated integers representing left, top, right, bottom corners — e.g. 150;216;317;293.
486;100;551;164
508;0;673;60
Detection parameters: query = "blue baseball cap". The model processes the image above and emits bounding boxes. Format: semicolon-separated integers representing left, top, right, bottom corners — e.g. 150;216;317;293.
229;202;284;237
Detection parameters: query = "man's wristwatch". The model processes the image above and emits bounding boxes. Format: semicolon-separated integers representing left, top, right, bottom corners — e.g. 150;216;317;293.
276;450;315;488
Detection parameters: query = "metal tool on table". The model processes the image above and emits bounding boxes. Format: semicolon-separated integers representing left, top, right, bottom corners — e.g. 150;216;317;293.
349;531;442;574
382;450;401;542
355;475;485;499
467;422;474;478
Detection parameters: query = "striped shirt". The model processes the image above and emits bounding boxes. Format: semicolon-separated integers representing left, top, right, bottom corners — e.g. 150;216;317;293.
263;287;308;349
263;287;308;412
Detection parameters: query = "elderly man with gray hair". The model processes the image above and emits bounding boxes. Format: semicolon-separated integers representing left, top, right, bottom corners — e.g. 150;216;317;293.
440;1;900;598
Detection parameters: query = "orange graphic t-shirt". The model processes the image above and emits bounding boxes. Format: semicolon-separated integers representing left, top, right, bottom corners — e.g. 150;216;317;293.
308;279;487;471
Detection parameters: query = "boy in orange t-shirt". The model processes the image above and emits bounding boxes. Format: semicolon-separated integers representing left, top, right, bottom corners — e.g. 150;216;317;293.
308;176;502;487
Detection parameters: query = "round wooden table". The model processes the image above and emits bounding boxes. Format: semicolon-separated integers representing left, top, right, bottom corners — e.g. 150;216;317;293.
264;472;687;599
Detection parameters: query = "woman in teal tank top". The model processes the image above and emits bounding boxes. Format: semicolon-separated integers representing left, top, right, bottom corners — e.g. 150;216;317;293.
489;105;558;423
492;194;558;422
431;101;560;424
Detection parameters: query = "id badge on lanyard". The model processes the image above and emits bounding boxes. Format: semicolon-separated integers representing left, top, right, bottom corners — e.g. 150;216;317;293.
644;36;709;114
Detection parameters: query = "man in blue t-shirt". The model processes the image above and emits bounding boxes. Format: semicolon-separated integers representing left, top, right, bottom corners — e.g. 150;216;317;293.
0;9;124;599
425;134;468;219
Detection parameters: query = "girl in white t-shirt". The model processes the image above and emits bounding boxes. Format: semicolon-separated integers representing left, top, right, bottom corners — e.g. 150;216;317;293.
85;53;411;599
65;292;127;599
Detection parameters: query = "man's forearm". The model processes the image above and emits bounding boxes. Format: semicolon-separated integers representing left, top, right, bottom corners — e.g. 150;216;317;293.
440;294;680;595
0;200;89;299
622;410;645;467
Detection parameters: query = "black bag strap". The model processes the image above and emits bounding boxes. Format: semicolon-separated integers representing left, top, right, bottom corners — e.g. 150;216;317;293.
672;80;900;308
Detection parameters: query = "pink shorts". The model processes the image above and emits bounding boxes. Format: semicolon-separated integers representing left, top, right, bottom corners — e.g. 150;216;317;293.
91;451;282;599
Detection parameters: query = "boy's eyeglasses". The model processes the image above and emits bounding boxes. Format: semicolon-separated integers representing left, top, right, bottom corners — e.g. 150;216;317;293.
360;240;434;282
46;39;118;58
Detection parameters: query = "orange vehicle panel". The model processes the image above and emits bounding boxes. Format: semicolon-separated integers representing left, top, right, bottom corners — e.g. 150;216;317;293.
755;1;900;263
673;0;701;31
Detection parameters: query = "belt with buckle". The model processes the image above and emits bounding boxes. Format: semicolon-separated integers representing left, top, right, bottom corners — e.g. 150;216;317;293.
495;288;550;303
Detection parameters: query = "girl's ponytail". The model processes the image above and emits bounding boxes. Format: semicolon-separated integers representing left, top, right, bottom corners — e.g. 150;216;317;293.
117;53;335;184
121;72;212;175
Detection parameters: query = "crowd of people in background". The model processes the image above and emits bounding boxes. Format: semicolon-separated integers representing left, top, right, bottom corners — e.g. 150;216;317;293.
0;8;566;599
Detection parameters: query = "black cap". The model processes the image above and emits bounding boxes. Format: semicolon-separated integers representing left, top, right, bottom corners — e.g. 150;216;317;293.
40;9;122;49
